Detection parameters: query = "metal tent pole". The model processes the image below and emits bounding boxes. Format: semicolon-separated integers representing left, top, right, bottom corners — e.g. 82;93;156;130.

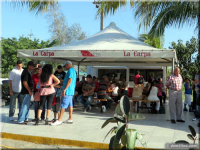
172;58;175;73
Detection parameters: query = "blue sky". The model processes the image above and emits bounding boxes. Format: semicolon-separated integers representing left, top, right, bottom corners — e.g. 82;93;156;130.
1;1;197;49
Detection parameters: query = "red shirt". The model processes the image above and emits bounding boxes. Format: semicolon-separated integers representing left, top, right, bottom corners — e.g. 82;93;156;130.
94;81;99;91
134;74;142;84
32;74;39;92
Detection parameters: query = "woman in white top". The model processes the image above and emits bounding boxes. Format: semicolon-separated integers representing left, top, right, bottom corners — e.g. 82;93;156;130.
111;81;119;104
146;81;160;113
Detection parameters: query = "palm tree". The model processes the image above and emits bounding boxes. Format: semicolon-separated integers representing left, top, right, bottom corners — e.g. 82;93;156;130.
97;0;199;54
138;34;164;49
8;0;57;14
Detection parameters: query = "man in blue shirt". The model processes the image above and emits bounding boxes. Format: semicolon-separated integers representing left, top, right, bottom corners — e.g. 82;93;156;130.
183;78;192;112
52;61;76;126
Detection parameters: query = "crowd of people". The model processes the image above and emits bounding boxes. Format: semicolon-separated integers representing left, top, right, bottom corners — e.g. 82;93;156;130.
8;60;76;126
8;60;200;126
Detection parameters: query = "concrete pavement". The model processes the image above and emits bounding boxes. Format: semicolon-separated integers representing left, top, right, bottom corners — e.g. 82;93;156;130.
1;101;199;149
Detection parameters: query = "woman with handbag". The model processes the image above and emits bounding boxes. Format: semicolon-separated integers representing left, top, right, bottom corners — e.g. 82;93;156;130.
35;64;60;126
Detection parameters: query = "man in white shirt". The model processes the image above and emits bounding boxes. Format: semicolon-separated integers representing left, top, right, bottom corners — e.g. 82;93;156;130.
8;60;23;121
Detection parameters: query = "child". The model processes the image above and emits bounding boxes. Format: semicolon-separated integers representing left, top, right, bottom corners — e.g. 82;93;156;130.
184;78;192;112
51;85;62;123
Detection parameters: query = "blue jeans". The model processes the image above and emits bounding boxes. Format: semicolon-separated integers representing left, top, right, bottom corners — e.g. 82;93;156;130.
9;92;23;117
17;94;31;123
77;95;93;109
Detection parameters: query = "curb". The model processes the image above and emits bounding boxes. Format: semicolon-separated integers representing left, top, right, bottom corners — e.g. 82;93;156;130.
1;132;108;149
1;132;155;149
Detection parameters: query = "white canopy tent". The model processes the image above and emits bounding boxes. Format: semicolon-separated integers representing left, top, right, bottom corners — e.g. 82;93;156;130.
17;22;177;69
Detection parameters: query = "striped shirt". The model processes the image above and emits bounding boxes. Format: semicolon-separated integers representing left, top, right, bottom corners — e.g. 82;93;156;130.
166;74;183;91
97;81;110;96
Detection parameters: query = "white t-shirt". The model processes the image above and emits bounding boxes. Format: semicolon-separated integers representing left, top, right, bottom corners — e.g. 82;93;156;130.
112;86;119;96
148;86;159;101
9;67;24;93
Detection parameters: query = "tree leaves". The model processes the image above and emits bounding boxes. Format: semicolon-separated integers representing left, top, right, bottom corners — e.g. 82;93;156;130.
188;125;196;137
187;134;195;141
115;103;122;115
109;135;116;150
169;37;199;80
116;124;126;141
103;126;118;142
120;95;130;116
1;37;57;76
101;118;118;129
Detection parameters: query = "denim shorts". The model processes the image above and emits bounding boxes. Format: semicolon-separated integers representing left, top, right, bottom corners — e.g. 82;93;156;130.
61;95;73;109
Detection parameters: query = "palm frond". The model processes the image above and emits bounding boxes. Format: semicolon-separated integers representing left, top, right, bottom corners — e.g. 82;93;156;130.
133;1;198;37
95;0;127;19
148;1;198;37
6;0;57;15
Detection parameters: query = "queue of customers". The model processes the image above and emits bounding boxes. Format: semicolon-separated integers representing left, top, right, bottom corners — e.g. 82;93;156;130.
8;60;76;126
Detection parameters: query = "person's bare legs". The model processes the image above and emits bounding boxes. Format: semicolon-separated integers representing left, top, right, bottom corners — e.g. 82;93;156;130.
54;112;57;119
68;107;73;120
58;108;65;122
58;112;60;119
46;109;51;119
37;109;42;118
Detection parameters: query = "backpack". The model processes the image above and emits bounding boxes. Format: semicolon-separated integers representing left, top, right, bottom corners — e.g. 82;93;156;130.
138;76;144;84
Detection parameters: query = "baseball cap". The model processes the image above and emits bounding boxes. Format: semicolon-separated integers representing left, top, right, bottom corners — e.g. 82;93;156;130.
63;61;72;67
27;61;36;67
86;74;92;79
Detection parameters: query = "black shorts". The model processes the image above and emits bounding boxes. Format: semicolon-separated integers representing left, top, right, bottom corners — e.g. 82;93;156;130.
52;103;61;113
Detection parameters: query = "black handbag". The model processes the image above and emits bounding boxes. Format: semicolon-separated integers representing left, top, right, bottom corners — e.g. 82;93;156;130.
159;106;165;114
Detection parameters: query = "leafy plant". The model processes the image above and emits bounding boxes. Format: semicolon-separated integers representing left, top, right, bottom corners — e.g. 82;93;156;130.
175;125;198;145
101;95;146;150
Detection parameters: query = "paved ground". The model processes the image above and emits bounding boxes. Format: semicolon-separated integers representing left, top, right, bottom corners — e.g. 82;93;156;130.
0;138;86;149
1;101;199;149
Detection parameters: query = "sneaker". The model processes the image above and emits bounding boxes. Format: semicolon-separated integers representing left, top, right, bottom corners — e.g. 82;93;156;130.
51;120;62;126
183;108;188;111
192;118;198;121
66;120;73;123
83;108;88;113
9;116;14;121
40;119;45;123
32;118;37;122
51;119;57;123
102;105;106;113
189;109;193;112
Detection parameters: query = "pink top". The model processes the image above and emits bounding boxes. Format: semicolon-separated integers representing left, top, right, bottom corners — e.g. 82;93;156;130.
157;84;162;96
39;75;55;96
